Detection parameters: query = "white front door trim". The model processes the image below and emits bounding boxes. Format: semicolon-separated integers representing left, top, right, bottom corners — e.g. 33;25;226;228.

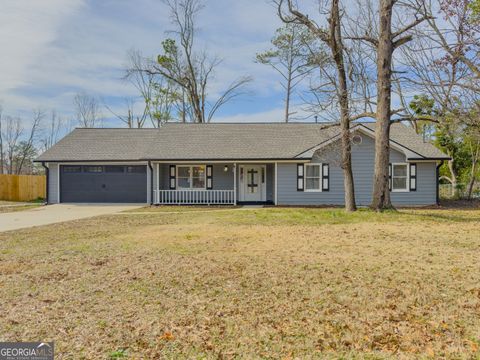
239;164;266;202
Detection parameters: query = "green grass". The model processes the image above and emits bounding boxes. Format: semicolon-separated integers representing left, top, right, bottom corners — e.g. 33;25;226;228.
127;205;480;225
123;205;239;212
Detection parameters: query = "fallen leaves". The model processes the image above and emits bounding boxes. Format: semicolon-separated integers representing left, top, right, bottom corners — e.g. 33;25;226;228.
159;332;175;341
0;207;479;358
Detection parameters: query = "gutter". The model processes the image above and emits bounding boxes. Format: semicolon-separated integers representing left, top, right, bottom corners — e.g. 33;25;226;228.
407;157;451;161
436;161;444;205
41;162;49;205
34;158;310;162
147;161;153;205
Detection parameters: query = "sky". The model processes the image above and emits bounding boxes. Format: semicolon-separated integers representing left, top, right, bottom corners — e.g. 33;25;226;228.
0;0;318;127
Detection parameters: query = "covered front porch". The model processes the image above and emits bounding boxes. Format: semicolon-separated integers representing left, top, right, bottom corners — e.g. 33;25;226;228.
152;162;277;205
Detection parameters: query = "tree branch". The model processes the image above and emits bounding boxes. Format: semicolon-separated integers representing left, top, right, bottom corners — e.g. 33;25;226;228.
392;16;432;39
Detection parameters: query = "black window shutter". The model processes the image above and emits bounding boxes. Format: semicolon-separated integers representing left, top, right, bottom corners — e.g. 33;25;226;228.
206;165;213;190
322;164;329;191
169;165;176;190
297;164;304;191
410;163;417;191
388;163;392;191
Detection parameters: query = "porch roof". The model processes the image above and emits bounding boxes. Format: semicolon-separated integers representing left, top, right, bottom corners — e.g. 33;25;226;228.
36;122;449;162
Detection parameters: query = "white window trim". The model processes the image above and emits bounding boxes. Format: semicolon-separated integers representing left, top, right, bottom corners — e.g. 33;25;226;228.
304;163;323;192
176;165;207;190
391;162;410;192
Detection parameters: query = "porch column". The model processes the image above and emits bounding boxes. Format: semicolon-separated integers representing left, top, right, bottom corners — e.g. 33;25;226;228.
233;163;237;205
156;163;160;204
274;162;278;205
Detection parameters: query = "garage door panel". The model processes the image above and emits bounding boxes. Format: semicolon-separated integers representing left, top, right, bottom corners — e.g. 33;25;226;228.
60;165;147;203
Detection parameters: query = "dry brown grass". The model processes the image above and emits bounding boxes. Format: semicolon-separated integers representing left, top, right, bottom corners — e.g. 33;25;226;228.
0;204;42;213
0;207;479;359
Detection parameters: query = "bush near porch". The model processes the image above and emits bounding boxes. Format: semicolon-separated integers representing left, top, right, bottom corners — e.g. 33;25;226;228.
0;207;479;359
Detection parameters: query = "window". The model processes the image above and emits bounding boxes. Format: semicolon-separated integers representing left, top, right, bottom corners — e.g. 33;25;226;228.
392;163;408;191
177;165;206;189
126;166;146;173
305;164;322;191
83;166;103;173
63;166;82;173
105;165;125;173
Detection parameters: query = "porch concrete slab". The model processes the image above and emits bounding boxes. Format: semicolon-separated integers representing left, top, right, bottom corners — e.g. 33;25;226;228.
0;203;143;232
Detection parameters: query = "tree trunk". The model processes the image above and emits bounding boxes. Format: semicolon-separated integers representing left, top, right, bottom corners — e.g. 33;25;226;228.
330;0;356;211
285;73;292;123
284;47;294;123
467;144;479;199
467;172;475;199
447;157;459;198
341;121;356;211
371;0;394;211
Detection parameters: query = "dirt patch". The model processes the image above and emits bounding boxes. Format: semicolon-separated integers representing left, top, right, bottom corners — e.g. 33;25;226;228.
438;199;480;209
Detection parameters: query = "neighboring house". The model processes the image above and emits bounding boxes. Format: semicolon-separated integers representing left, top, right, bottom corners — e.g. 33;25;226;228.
35;122;449;206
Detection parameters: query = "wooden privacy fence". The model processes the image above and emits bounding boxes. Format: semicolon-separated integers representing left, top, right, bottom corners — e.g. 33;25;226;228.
0;174;46;202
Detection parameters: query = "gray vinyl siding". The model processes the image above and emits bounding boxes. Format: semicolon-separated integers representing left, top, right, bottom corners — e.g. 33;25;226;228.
154;163;275;202
48;163;60;204
155;163;234;191
277;134;437;206
391;162;436;205
212;164;234;190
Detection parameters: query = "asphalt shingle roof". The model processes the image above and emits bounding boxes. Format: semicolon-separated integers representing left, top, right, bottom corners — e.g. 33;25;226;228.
36;122;449;162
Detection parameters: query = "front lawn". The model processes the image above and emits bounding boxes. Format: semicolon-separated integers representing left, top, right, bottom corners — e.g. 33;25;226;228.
0;207;479;359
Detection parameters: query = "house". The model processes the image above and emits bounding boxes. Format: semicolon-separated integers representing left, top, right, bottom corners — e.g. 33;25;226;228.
35;122;449;206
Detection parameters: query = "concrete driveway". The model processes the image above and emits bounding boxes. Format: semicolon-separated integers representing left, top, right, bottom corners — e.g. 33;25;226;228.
0;204;144;232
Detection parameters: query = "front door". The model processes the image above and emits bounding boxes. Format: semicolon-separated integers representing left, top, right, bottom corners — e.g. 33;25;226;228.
239;165;266;202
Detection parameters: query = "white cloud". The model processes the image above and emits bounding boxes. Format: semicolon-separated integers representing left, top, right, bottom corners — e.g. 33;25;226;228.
0;0;85;92
213;106;315;123
0;0;290;123
214;107;285;123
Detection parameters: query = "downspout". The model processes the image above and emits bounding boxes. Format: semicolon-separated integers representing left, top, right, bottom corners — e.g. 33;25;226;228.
41;162;49;205
148;161;153;205
436;160;444;206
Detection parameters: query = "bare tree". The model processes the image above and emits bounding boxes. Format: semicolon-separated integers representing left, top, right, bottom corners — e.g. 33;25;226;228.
41;110;66;151
370;0;397;210
277;0;364;211
401;38;464;195
256;23;316;122
345;0;431;210
104;98;147;129
0;110;44;174
397;2;480;198
148;0;252;123
15;109;43;174
416;0;480;87
2;116;22;174
73;92;102;128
